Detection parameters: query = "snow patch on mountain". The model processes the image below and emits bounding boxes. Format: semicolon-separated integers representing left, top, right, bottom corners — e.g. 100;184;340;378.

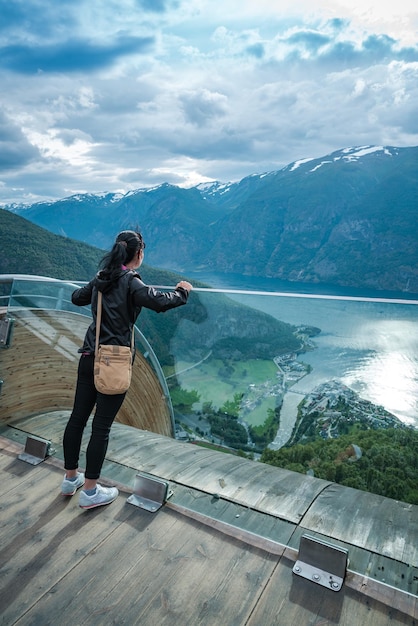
306;146;397;173
340;145;394;160
289;157;315;171
197;181;234;198
309;160;332;172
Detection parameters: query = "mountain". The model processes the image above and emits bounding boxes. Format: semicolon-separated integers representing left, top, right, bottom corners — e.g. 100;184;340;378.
4;145;418;292
0;208;103;281
0;208;299;367
0;207;187;285
208;146;418;291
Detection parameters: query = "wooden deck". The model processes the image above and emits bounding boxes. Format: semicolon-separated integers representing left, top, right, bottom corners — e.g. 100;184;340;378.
0;414;417;625
1;309;173;436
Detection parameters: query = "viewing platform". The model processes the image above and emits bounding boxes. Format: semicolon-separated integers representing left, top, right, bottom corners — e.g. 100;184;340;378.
0;275;417;625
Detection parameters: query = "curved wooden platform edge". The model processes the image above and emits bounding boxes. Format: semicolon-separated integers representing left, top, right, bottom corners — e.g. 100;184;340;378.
0;308;173;436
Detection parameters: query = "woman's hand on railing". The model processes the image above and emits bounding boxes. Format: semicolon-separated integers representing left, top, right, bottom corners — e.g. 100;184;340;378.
175;281;193;292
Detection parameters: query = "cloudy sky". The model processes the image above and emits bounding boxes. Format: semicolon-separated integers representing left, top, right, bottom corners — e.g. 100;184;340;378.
0;0;417;204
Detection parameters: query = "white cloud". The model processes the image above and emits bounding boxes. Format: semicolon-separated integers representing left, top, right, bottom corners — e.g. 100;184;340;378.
0;0;417;204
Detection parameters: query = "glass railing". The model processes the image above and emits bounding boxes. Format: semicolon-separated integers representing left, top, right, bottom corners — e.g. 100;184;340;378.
1;275;417;501
164;285;418;440
0;276;174;430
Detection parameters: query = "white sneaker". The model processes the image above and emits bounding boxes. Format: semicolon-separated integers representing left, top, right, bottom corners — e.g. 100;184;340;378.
79;484;119;509
61;472;85;496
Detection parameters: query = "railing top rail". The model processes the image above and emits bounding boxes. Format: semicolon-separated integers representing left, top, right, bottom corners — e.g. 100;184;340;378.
154;285;418;305
1;274;418;305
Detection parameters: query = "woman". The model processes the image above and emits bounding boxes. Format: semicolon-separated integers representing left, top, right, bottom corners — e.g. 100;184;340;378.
61;229;192;509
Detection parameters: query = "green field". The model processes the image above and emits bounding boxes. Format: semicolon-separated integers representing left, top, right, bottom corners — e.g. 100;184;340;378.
242;396;277;427
174;357;279;427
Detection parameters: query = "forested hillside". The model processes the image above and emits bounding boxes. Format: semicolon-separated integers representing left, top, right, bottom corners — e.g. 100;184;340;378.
261;428;418;505
0;208;299;367
0;208;102;280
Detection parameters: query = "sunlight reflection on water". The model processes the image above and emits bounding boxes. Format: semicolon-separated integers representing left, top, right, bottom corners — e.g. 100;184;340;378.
343;352;418;425
229;295;418;432
185;273;418;446
267;311;418;449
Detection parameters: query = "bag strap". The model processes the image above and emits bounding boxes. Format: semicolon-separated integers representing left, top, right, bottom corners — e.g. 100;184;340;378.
94;288;135;358
95;290;103;359
127;271;137;351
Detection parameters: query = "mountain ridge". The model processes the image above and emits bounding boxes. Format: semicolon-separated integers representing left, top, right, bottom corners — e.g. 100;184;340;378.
3;145;418;292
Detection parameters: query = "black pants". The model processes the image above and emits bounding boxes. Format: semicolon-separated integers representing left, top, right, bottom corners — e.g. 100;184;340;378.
63;354;126;479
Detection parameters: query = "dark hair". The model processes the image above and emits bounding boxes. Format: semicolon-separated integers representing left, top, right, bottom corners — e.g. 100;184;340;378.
99;230;145;280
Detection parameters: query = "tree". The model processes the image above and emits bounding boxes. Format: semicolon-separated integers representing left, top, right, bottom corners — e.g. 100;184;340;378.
220;393;242;417
170;387;200;411
260;427;418;505
202;401;213;414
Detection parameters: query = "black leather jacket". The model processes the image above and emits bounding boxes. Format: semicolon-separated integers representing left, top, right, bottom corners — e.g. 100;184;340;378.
72;269;189;353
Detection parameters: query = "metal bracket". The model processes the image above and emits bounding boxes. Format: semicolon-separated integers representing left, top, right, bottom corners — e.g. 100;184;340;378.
127;472;172;512
293;534;348;592
0;316;14;348
18;435;53;465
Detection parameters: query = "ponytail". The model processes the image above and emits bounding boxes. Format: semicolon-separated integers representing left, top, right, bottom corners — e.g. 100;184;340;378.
99;229;145;280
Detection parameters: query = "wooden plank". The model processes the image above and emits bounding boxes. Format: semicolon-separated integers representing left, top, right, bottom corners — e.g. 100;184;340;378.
286;527;417;598
346;572;418;621
17;507;279;626
5;418;418;605
0;310;85;419
9;412;418;575
169;485;296;550
0;444;45;496
103;423;331;523
12;411;90;459
0;462;130;624
301;483;418;566
0;463;62;547
248;554;416;626
0;309;173;436
1;438;417;625
9;413;330;524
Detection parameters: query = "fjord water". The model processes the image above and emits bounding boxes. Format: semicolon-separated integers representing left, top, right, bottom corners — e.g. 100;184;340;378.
188;272;418;444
